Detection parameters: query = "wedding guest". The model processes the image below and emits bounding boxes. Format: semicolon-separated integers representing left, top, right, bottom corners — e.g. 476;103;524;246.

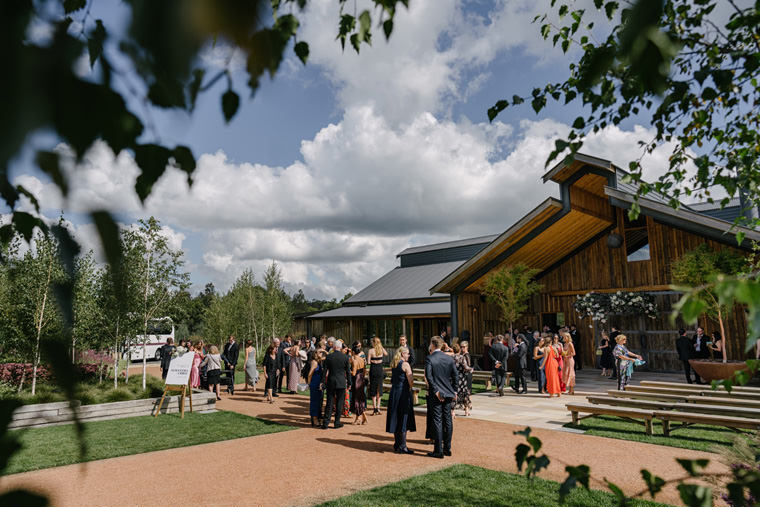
552;334;566;392
321;340;350;429
460;340;473;394
243;339;258;392
342;343;351;418
368;337;387;415
561;332;576;395
287;341;302;394
534;337;546;394
190;343;202;389
599;331;614;377
424;337;458;458
613;335;642;391
544;339;561;398
675;328;694;384
488;336;509;396
307;350;323;427
708;331;724;358
387;346;416;453
528;330;539;381
481;336;494;390
351;342;367;425
276;335;292;394
159;337;175;380
222;335;239;373
200;345;222;400
399;335;415;366
263;344;278;403
512;334;528;394
453;343;473;416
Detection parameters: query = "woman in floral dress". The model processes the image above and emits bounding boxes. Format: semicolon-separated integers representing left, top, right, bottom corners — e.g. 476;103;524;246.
453;343;473;416
613;334;642;391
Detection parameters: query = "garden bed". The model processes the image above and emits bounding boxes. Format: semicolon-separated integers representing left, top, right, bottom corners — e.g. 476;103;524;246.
9;388;216;429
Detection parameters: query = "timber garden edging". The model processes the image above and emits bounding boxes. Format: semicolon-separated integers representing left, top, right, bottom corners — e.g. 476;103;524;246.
9;389;217;430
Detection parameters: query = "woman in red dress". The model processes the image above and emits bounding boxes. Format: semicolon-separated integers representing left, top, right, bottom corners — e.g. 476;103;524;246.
544;340;562;397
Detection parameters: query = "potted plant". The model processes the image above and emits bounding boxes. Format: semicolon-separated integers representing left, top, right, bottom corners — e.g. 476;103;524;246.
671;244;746;380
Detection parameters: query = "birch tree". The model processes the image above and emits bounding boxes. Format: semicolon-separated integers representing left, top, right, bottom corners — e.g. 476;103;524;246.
262;262;293;340
124;217;189;389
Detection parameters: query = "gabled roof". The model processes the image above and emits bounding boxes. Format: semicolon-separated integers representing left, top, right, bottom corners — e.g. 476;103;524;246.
430;153;758;295
397;235;498;256
345;261;463;304
307;301;450;319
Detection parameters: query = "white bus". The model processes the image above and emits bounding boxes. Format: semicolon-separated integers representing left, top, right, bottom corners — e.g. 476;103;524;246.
124;317;175;362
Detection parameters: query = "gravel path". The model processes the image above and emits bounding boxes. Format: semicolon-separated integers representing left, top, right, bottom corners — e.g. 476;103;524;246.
0;379;727;506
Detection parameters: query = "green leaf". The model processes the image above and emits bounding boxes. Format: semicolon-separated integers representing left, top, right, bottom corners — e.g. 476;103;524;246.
221;89;240;123
35;150;68;197
677;484;712;507
358;10;372;45
560;465;591;502
350;33;361;53
133;144;171;202
488;100;509;122
605;479;628;505
63;0;86;13
641;469;666;498
87;19;106;68
515;443;530;471
11;211;45;242
572;116;586;129
527;435;542;453
90;210;122;269
674;294;707;324
676;459;710;477
533;454;551;475
170;146;196;186
15;185;40;213
0;490;48;507
294;41;309;64
148;77;186;109
383;19;393;39
336;14;356;50
188;69;205;112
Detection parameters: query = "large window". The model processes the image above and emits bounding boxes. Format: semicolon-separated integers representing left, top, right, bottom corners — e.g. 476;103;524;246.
624;213;650;262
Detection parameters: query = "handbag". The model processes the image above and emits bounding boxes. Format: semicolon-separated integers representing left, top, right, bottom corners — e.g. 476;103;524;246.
595;348;602;356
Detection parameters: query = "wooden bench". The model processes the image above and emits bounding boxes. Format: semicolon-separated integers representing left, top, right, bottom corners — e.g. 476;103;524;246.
670;402;760;419
641;380;760;393
700;390;760;401
607;390;690;403
587;395;674;410
625;386;710;397
566;403;654;435
655;410;760;436
684;395;760;409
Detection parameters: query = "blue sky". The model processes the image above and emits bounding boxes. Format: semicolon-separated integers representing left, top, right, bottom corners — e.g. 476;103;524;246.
9;0;686;299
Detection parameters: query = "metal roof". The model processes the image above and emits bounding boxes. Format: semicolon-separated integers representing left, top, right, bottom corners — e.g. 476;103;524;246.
396;235;498;256
307;301;450;319
345;261;464;304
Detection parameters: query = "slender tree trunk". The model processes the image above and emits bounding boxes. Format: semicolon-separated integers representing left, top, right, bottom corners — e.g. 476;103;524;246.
114;317;120;388
71;336;76;364
141;247;152;391
17;368;26;394
31;257;53;396
125;335;131;382
718;307;727;364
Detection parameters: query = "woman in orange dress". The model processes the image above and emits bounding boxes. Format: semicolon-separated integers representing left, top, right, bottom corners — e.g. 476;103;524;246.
561;332;576;395
544;340;561;397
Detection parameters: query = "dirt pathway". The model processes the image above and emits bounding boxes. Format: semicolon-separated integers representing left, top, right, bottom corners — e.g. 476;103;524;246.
1;381;727;506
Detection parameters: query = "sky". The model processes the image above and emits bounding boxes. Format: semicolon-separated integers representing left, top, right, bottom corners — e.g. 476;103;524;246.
8;0;695;300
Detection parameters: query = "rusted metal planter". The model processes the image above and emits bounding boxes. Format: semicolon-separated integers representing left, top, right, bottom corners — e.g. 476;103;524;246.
689;359;749;382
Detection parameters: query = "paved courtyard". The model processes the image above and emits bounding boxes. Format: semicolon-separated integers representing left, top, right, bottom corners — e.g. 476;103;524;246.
463;368;688;430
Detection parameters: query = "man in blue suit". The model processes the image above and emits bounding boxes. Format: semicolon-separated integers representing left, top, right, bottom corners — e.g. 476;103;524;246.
424;336;458;459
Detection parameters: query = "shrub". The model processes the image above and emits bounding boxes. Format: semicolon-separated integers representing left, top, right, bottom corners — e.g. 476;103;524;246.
104;388;135;403
0;363;52;386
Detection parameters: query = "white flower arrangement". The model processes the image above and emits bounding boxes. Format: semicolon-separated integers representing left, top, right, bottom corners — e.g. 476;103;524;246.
573;291;658;326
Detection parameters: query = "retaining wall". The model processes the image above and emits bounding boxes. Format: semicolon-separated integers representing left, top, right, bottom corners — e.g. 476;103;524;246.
9;390;217;429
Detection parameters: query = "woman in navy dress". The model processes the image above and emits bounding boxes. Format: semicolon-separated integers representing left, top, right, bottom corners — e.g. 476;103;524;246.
307;351;323;427
386;346;416;454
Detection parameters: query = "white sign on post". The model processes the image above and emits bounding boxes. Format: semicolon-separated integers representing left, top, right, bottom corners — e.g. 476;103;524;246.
164;352;194;386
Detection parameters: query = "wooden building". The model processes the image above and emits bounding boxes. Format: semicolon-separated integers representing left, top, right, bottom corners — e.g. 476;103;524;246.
430;154;759;371
306;235;496;358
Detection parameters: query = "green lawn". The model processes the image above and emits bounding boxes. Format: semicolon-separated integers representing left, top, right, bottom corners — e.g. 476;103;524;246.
318;464;666;506
565;414;745;452
5;411;292;475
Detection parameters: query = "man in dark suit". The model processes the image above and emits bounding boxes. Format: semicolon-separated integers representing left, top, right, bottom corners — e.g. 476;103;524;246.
691;327;708;384
675;328;694;384
512;334;528;393
424;336;457;458
159;338;175;380
321;340;350;429
526;330;538;381
488;337;509;396
276;335;292;394
399;335;415;366
221;335;239;372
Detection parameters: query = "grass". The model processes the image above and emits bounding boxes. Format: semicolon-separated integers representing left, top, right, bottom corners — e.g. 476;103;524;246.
4;410;292;475
318;464;666;507
565;414;745;452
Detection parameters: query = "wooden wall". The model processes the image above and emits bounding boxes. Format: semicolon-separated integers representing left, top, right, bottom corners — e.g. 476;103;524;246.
455;206;751;371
